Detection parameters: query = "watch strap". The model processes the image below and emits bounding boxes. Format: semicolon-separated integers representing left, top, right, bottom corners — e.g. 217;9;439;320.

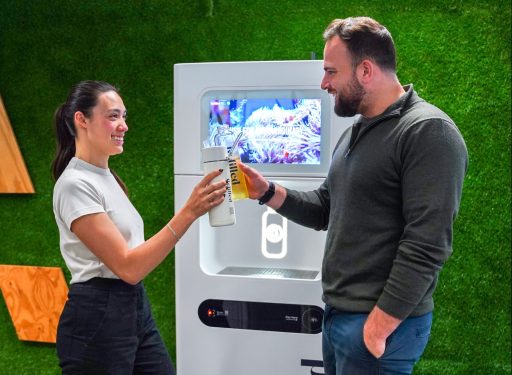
258;181;275;205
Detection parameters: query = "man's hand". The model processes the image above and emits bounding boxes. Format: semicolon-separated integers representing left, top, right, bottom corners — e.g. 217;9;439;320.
238;162;287;209
363;305;401;358
237;161;269;200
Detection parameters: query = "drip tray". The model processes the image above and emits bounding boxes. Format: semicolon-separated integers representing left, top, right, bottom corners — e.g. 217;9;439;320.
218;266;319;280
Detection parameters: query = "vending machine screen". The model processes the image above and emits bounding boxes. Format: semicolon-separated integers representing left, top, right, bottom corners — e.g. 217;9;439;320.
206;98;322;165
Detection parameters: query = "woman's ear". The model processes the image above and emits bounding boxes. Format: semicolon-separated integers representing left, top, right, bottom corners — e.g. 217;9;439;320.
74;111;87;130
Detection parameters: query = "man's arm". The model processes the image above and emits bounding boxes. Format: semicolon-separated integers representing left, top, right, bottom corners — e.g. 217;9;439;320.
365;118;468;357
238;162;330;230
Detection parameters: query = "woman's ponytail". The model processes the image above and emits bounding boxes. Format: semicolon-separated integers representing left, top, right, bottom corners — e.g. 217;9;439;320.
51;103;76;181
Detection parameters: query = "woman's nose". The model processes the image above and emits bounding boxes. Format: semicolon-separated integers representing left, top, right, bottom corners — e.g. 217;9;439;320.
119;119;128;131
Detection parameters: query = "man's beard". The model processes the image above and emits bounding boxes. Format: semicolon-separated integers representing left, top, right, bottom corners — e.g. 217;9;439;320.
334;74;365;117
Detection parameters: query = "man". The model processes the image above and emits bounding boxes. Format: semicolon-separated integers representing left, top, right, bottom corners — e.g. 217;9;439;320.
239;17;468;374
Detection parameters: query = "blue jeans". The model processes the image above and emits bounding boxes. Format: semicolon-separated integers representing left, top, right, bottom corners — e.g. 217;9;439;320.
57;278;175;374
322;305;432;375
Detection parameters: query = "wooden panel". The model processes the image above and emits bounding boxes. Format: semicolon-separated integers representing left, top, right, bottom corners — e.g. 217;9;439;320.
0;96;35;193
0;265;68;343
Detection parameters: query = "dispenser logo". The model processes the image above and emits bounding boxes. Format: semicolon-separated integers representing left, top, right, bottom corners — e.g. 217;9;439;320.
261;207;287;259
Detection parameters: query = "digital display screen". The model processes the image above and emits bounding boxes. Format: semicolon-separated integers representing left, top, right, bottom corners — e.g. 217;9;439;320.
207;98;321;164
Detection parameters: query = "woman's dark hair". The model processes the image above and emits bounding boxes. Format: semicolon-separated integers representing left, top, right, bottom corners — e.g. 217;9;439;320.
323;17;397;73
51;80;128;194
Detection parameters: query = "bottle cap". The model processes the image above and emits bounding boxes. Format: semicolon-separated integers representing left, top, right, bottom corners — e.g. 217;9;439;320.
202;146;228;163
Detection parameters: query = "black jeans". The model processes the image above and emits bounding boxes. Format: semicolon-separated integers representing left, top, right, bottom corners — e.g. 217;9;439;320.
57;278;175;375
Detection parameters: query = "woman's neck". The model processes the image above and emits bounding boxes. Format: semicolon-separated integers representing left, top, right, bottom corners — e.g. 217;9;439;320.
75;143;109;169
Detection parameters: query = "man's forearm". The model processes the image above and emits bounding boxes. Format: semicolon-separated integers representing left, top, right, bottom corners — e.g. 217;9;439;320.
266;182;287;210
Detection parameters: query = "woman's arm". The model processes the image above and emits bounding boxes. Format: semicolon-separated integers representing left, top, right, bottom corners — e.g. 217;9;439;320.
71;169;227;284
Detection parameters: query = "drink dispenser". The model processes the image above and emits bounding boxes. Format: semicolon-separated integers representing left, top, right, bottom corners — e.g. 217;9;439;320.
173;60;352;375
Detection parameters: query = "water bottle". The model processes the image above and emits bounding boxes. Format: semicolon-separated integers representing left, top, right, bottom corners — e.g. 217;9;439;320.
201;146;236;227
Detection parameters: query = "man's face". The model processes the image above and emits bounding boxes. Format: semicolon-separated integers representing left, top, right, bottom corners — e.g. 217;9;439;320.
321;36;365;117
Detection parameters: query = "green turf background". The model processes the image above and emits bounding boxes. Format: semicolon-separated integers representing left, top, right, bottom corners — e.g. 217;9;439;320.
0;1;510;374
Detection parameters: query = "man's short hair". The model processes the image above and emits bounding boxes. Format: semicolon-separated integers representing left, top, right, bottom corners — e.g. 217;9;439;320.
323;17;397;72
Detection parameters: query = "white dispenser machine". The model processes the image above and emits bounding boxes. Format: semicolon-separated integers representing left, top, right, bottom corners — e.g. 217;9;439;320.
174;61;351;375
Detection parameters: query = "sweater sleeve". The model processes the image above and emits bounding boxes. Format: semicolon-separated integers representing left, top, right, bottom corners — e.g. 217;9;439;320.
274;125;353;231
276;178;330;231
377;118;468;319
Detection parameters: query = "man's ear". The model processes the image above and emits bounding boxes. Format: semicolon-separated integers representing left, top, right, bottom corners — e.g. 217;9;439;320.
357;59;374;84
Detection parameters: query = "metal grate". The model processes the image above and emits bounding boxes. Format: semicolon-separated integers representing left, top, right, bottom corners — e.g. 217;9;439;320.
218;266;319;280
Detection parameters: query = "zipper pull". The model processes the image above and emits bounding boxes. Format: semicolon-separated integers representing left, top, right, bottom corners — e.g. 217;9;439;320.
344;148;351;158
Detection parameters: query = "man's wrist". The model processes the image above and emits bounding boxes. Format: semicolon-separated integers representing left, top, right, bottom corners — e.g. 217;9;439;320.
258;181;275;205
366;305;401;339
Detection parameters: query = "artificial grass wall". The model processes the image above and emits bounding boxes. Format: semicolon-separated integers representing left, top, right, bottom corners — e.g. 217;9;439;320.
0;1;510;374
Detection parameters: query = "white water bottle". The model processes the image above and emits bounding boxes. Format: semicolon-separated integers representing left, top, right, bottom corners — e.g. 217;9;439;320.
201;146;236;227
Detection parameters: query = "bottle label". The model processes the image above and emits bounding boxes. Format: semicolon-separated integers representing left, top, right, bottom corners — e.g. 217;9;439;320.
227;154;249;201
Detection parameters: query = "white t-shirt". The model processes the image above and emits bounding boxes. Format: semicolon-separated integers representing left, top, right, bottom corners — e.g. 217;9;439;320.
53;157;144;284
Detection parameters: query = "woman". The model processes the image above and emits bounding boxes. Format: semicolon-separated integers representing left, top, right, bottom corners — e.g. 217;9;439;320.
52;80;226;374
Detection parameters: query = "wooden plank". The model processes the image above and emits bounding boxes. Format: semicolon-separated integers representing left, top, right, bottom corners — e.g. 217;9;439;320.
0;265;68;343
0;96;35;193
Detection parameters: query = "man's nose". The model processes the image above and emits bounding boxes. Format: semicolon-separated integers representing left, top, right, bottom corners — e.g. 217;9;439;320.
320;75;329;91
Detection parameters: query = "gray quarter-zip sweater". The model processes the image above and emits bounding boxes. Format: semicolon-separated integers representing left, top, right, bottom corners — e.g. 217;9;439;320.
277;85;468;319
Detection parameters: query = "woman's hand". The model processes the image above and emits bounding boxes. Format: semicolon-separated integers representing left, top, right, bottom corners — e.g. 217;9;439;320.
237;162;269;200
182;169;228;220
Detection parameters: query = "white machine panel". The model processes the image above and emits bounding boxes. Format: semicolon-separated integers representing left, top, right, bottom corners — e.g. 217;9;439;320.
175;175;325;375
174;60;353;375
174;61;350;177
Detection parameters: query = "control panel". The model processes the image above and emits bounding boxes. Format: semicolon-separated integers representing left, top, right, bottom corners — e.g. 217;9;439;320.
198;299;323;334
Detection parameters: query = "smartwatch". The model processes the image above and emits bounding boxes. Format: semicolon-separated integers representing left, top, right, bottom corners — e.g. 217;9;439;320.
258;181;275;205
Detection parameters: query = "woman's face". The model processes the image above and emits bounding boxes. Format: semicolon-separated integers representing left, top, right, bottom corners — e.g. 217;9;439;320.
82;90;128;159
